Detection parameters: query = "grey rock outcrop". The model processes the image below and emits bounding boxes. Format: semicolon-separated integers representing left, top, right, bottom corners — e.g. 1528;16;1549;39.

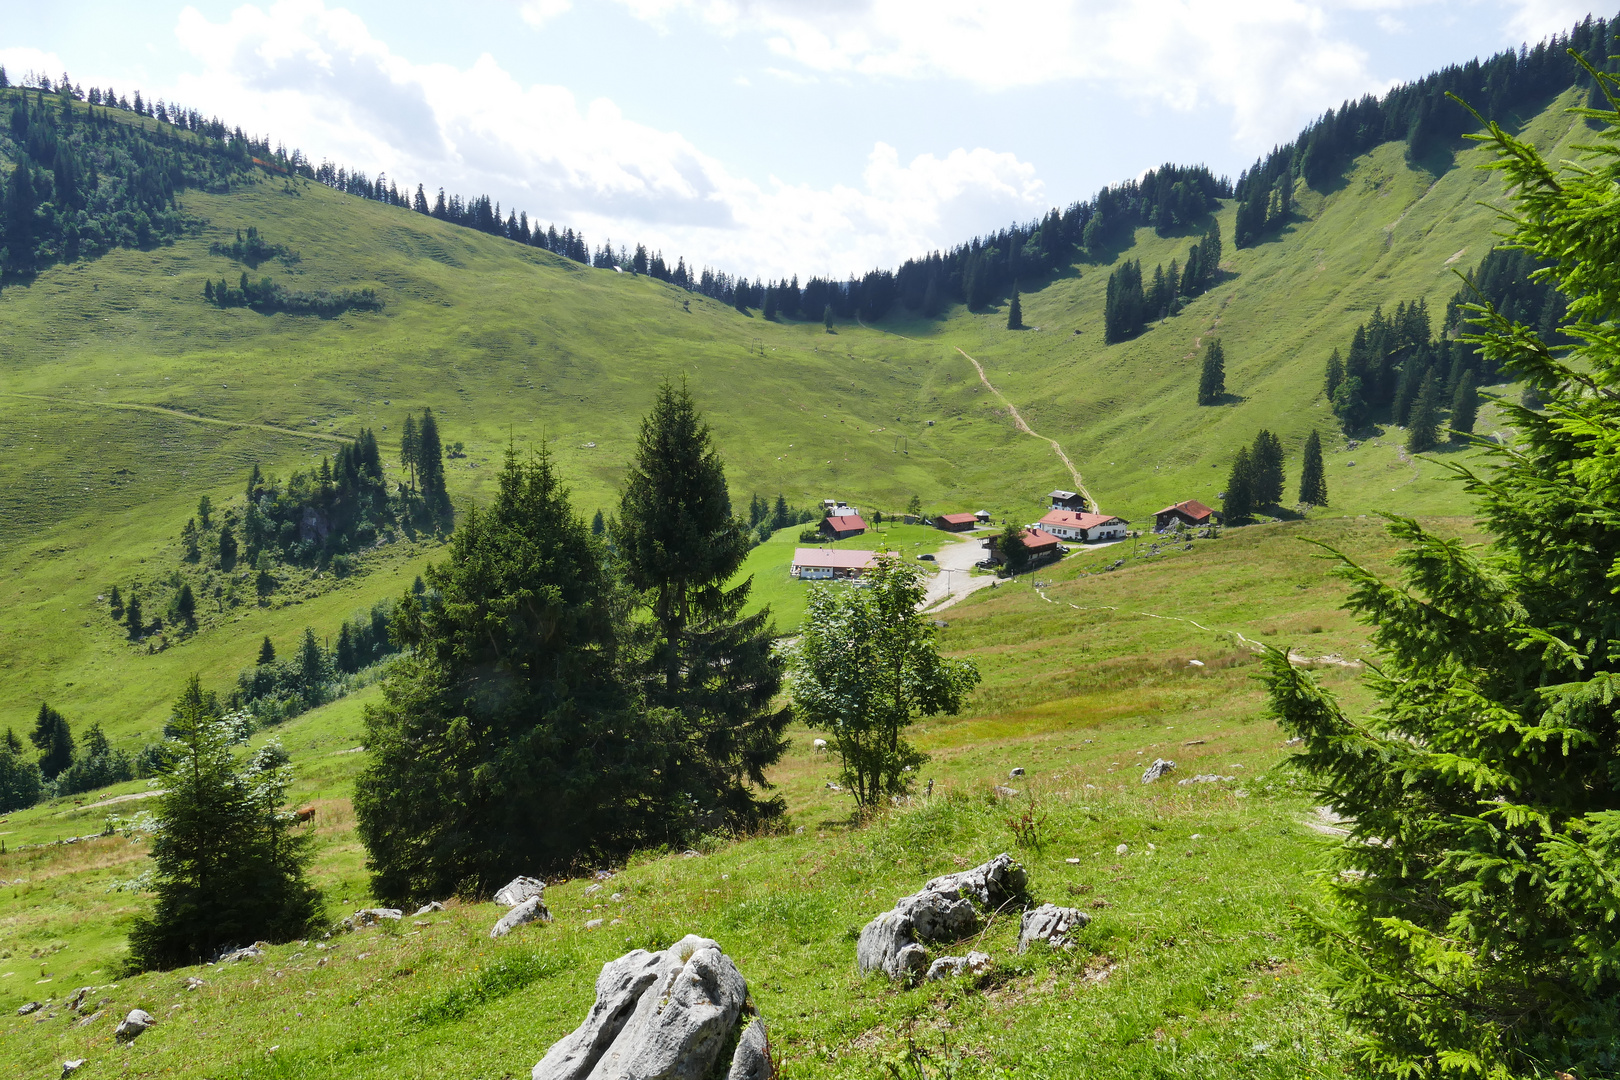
726;1018;771;1080
1140;758;1176;783
857;853;1026;980
1018;904;1091;953
62;1059;86;1079
925;951;991;980
533;934;766;1080
16;1001;41;1016
495;876;546;907
413;901;446;916
491;895;552;939
115;1008;156;1042
353;908;402;925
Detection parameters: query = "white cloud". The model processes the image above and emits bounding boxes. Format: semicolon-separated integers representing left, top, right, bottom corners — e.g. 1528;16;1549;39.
603;0;1600;148
160;1;1046;279
0;46;71;89
519;0;573;29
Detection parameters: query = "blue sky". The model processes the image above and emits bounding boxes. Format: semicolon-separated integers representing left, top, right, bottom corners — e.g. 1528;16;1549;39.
0;0;1604;278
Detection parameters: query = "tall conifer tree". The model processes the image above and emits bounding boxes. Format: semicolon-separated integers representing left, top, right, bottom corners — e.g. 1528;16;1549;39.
1298;429;1328;506
1449;372;1479;438
1222;446;1255;524
1198;339;1226;404
1006;286;1023;330
611;380;791;826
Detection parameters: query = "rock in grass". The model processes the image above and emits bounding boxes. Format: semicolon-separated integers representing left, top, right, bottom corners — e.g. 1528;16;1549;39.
61;1060;86;1079
1177;774;1234;785
353;907;403;925
857;853;1027;980
494;876;545;907
1140;758;1176;783
491;895;551;939
925;951;991;980
16;1001;41;1016
532;934;759;1080
726;1017;771;1080
115;1008;156;1042
1018;904;1091;953
412;901;445;916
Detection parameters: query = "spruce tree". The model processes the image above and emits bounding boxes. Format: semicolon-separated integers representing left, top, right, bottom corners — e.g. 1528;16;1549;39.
30;703;74;780
355;447;676;901
296;628;326;705
1221;446;1255;525
125;594;143;639
176;583;196;626
257;636;275;666
181;518;200;562
823;304;834;332
1198;339;1226;404
1405;370;1441;452
416;408;451;525
1298;429;1328;506
1006;286;1023;330
197;495;213;529
1261;88;1620;1074
0;738;41;813
1251;429;1285;507
128;676;319;969
611;380;791;827
217;524;237;568
400;413;420;492
1325;348;1345;400
591;509;606;536
1449;372;1479;439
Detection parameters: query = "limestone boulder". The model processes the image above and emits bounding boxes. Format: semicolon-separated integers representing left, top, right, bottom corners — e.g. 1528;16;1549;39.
115;1008;155;1042
1018;904;1091;953
856;853;1027;980
495;876;546;907
491;895;552;939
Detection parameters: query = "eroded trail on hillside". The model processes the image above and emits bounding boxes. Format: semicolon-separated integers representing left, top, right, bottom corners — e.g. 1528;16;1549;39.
2;393;353;444
953;347;1090;504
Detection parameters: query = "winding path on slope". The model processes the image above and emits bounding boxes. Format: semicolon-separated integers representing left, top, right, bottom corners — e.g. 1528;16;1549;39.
1;392;353;444
953;346;1091;506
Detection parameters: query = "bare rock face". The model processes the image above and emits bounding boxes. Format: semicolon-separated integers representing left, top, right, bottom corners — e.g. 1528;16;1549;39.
1017;904;1091;953
532;934;769;1080
925;951;991;980
491;895;552;939
494;876;546;907
856;854;1027;980
115;1008;156;1042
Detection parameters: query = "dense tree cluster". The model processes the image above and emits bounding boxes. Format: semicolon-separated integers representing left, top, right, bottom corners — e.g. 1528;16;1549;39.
355;385;792;901
1324;298;1482;444
1233;15;1619;246
1221;428;1302;523
208;225;298;268
203;272;381;317
230;609;399;724
0;78;272;276
743;492;821;544
0;703;138;811
1104;221;1224;343
1444;245;1566;361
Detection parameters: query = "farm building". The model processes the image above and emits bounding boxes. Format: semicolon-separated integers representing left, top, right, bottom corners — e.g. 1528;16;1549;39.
1153;500;1214;531
1037;509;1128;542
820;514;867;540
975;510;992;523
791;548;881;580
982;528;1063;567
935;512;977;532
1048;490;1089;512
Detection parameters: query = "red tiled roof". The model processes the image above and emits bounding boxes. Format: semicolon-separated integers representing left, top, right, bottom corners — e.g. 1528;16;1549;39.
1154;499;1213;519
824;514;866;532
937;513;977;525
1038;510;1125;530
1022;528;1062;549
792;548;880;570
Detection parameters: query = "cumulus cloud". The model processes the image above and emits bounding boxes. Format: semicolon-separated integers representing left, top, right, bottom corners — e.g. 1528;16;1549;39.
519;0;574;29
604;0;1597;148
159;0;1045;278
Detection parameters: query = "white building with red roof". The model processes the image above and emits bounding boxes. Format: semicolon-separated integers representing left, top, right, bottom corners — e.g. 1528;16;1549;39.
791;548;883;580
1036;508;1129;543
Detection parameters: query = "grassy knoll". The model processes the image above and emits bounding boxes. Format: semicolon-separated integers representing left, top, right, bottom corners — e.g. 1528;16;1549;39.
0;515;1455;1077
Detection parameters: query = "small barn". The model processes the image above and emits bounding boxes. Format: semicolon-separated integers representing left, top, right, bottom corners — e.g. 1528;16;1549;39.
935;512;977;532
791;548;880;580
820;514;867;540
1048;490;1089;512
1037;509;1129;543
974;510;992;523
983;527;1063;567
1153;500;1214;531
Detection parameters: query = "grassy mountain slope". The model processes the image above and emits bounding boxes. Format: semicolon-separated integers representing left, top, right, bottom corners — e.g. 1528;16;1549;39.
0;88;1578;748
0;515;1452;1077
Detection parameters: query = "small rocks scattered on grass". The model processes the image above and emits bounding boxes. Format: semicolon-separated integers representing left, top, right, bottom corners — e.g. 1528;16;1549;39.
1018;904;1091;953
857;853;1027;981
183;976;205;991
114;1008;155;1042
1182;739;1206;746
74;1010;104;1028
1140;758;1176;783
584;918;605;931
352;908;403;927
925;951;991;981
1008;767;1025;778
532;934;769;1080
491;895;552;939
494;876;545;907
1178;774;1235;785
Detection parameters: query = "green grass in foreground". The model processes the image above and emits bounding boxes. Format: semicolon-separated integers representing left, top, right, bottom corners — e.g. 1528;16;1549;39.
0;515;1450;1077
